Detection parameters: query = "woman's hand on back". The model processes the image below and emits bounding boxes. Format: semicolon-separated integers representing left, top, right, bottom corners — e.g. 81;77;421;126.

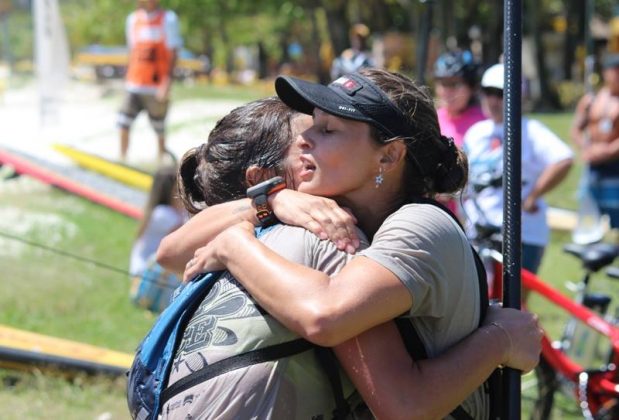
270;189;360;254
483;305;543;373
182;221;256;282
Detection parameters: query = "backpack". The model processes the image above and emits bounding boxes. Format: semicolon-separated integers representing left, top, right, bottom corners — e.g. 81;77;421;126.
127;269;223;420
126;226;353;420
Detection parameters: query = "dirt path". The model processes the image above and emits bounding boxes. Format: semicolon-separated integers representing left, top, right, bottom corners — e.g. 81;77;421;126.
0;80;244;166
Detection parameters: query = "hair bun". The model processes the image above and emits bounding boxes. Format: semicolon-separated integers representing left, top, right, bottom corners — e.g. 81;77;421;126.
440;135;457;153
433;135;467;194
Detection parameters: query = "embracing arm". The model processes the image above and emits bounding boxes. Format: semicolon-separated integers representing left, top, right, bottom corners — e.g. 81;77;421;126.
157;198;255;274
157;189;360;274
186;222;412;347
335;307;541;419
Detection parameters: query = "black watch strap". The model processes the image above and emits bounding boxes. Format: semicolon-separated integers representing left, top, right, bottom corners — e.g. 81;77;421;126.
246;176;286;226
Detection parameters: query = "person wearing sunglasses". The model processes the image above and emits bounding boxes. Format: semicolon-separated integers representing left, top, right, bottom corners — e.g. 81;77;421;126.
463;63;574;276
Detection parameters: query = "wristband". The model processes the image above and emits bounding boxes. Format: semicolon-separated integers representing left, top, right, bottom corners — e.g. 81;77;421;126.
246;176;286;226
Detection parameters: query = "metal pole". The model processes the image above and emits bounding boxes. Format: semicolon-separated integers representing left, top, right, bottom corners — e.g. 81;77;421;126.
502;0;522;419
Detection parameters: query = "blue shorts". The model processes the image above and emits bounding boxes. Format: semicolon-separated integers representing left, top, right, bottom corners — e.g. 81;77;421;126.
522;243;545;274
589;172;619;229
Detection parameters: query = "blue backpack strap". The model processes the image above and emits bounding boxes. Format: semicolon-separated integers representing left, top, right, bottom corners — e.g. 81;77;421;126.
127;270;223;420
132;271;223;420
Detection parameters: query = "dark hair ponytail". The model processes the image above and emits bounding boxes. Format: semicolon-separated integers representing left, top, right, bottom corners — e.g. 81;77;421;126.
178;146;206;214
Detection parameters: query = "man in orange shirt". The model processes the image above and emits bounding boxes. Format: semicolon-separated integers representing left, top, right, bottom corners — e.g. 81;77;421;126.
117;0;182;162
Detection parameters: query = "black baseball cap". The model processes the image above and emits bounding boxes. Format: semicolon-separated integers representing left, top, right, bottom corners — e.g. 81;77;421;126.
275;72;416;142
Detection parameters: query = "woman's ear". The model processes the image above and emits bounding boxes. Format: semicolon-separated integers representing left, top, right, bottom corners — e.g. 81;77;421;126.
380;140;407;172
245;166;277;187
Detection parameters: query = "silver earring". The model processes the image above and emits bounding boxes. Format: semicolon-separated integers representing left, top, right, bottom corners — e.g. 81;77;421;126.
375;167;384;188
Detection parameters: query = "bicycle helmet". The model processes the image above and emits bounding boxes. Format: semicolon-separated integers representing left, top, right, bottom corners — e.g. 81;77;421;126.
433;50;480;87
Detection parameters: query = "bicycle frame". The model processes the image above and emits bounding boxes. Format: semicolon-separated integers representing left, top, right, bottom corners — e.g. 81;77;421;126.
487;254;619;416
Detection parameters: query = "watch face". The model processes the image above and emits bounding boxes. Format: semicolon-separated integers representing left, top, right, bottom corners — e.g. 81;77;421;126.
247;176;285;198
247;176;284;227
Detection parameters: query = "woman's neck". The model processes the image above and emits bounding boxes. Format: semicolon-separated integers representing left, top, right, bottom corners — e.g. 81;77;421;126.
445;106;465;118
335;189;404;240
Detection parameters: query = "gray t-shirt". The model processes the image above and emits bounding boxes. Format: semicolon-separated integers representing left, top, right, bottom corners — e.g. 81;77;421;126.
358;203;488;419
161;225;369;420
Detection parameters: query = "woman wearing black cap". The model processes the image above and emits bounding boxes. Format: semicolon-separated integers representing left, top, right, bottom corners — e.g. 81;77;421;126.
160;69;541;419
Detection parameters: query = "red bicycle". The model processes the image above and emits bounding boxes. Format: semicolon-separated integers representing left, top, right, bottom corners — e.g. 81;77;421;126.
466;172;619;418
477;235;619;419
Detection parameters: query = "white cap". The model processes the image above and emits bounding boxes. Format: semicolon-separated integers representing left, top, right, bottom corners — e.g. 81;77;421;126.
481;63;504;90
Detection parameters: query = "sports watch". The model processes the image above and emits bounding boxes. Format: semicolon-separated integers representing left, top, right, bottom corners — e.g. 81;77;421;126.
246;176;286;227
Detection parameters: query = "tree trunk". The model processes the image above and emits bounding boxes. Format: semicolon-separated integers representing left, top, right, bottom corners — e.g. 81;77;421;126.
563;0;583;80
257;41;268;79
309;8;329;83
458;0;482;48
322;0;349;56
483;1;503;66
416;1;434;84
216;1;234;76
439;0;455;45
528;0;560;110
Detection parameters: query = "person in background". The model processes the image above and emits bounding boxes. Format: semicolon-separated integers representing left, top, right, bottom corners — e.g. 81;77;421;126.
117;0;182;162
330;23;375;81
463;63;574;276
129;165;186;312
571;52;619;231
433;50;485;217
433;49;485;148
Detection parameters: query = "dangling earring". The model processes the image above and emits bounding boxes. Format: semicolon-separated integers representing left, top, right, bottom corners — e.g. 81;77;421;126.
375;166;384;188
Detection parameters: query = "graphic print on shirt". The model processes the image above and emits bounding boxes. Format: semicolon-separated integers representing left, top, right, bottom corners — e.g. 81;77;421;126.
467;127;504;186
171;275;262;374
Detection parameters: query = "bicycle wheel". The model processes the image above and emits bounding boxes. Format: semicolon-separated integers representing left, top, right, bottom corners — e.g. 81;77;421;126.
529;356;557;420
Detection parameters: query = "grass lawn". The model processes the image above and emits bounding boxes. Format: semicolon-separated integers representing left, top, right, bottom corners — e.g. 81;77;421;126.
173;78;274;102
0;176;151;419
0;96;615;418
